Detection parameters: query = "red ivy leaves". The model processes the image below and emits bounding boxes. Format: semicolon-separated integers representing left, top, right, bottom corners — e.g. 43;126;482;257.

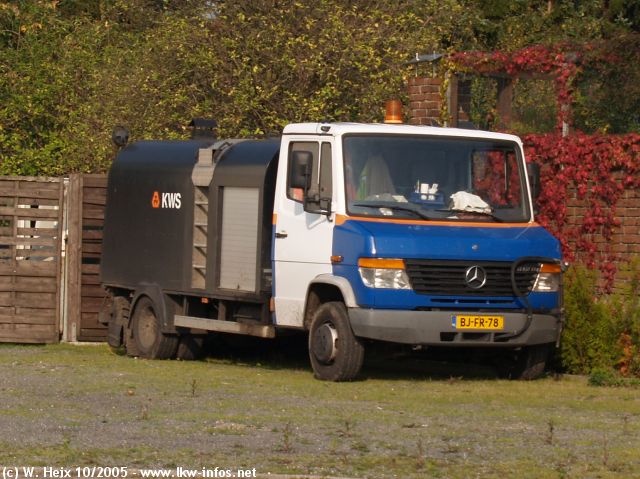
450;45;579;131
524;133;640;290
448;43;639;290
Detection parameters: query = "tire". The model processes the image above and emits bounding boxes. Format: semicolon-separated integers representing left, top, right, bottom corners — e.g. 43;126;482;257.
107;296;130;353
176;335;205;360
308;302;364;381
496;343;553;380
130;296;178;359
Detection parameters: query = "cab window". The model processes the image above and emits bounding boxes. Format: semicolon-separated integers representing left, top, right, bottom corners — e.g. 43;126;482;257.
287;141;332;205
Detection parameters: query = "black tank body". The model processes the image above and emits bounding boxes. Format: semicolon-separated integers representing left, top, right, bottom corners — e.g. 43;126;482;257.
101;138;280;299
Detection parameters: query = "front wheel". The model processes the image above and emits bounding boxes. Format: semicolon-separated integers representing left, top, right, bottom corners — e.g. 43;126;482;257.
308;302;364;381
496;343;553;380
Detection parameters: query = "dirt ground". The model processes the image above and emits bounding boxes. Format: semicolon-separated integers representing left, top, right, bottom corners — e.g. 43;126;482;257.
1;341;639;479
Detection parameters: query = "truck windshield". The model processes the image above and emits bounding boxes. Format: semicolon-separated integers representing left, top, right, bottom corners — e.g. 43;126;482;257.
343;135;531;223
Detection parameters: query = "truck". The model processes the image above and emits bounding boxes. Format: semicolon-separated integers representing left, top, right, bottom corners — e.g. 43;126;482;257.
100;119;564;381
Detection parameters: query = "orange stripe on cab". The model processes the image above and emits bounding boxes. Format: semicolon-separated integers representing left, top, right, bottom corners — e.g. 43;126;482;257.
335;214;538;229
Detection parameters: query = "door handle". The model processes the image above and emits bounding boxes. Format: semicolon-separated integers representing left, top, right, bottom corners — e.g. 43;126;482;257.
275;232;288;238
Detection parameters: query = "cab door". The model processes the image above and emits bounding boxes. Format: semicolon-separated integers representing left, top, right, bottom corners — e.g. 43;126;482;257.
272;138;334;327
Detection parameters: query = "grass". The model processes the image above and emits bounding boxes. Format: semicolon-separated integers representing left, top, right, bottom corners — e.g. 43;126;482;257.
0;342;639;478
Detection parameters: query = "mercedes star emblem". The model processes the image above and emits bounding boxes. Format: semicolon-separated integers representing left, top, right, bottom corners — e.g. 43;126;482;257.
464;265;487;289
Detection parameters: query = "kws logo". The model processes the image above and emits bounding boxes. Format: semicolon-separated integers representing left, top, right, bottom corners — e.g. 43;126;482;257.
151;191;182;209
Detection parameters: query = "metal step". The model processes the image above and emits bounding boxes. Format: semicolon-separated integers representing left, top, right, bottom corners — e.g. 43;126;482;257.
174;315;275;338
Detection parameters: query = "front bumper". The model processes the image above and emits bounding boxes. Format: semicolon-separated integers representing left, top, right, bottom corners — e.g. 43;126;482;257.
348;308;561;347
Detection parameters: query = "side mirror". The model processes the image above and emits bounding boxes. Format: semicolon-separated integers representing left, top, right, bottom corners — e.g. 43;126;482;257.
526;162;541;199
289;151;312;190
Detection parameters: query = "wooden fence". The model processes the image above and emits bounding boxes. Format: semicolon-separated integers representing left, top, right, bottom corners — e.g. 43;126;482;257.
0;177;64;343
0;174;108;344
65;174;108;342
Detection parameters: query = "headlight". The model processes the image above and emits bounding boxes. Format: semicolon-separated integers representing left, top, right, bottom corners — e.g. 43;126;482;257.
533;263;562;292
358;258;411;290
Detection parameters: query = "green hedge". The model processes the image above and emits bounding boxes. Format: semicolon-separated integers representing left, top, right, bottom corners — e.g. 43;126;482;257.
561;260;640;377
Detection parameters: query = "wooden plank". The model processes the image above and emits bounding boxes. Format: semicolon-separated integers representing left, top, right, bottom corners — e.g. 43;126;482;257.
0;237;57;247
82;175;108;188
81;284;106;298
82;205;105;220
82;219;104;228
0;175;60;183
0;207;60;219
0;292;13;306
81;264;101;275
0;261;57;277
81;311;101;322
13;255;58;263
0;277;13;291
81;229;103;240
0;188;61;200
78;331;107;341
0;336;57;344
0;276;57;293
0;323;56;333
15;306;56;318
14;292;57;309
81;242;102;254
82;188;107;204
79;314;102;329
14;198;60;207
81;273;101;285
16;227;58;237
0;313;56;325
78;331;107;342
0;335;57;343
64;173;83;342
0;323;57;343
81;296;104;313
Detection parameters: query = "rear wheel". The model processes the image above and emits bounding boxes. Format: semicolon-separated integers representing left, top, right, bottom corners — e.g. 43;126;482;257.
176;335;206;360
130;296;178;359
308;302;364;381
107;296;130;353
496;343;553;380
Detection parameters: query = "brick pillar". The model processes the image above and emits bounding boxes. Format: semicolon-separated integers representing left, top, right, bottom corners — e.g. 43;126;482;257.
408;76;442;126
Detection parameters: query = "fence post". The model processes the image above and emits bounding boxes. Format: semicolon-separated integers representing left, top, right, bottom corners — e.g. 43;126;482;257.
63;174;82;342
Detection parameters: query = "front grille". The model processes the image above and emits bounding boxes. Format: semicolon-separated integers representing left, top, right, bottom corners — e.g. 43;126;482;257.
404;260;540;297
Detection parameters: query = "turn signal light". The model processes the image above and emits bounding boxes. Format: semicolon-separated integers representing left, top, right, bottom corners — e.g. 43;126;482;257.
540;263;562;274
358;258;405;269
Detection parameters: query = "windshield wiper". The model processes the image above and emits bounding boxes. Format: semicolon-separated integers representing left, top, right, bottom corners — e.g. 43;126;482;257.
447;209;505;222
352;202;436;221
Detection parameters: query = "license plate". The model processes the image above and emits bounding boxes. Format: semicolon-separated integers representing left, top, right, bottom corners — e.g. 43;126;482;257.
452;315;504;331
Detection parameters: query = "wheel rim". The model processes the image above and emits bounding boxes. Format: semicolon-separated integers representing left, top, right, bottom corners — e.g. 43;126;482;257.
312;322;338;364
136;305;157;351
